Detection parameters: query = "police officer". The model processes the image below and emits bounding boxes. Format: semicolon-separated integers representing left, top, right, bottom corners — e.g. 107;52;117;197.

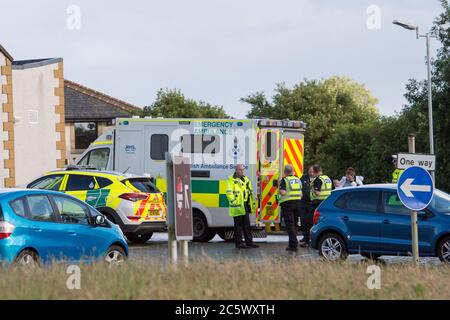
226;164;259;249
391;155;404;183
278;164;302;252
309;165;332;244
299;165;314;248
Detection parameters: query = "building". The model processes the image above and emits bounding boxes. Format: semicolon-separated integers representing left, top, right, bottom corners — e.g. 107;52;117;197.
64;80;141;163
1;45;66;187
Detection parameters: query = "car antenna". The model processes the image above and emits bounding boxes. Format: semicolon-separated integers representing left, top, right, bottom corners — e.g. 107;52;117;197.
123;166;131;174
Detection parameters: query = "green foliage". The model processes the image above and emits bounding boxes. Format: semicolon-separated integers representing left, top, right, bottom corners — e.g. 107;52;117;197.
141;88;229;119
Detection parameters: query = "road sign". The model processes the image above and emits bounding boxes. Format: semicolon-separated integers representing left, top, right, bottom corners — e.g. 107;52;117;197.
172;155;193;240
397;166;434;211
397;153;436;171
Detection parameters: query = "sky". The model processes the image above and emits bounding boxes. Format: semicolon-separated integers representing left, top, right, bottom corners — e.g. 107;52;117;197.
0;0;444;118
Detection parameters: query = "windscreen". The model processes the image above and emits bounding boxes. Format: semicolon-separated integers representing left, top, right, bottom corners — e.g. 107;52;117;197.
430;190;450;214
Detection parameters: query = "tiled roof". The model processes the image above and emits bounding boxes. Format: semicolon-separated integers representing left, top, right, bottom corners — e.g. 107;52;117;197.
64;79;141;121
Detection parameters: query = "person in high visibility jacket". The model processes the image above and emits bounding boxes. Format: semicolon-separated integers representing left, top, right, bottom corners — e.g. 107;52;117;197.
308;165;332;246
278;164;302;252
392;168;404;183
226;164;259;249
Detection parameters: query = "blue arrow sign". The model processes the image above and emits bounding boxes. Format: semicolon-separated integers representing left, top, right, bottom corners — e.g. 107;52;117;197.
397;166;434;211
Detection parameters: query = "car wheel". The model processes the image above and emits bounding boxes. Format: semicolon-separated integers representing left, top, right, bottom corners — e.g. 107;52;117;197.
438;236;450;263
192;211;216;242
15;249;40;266
318;233;348;261
125;233;153;244
105;245;127;265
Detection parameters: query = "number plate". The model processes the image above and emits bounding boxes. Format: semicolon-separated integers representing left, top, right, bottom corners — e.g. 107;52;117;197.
148;210;160;216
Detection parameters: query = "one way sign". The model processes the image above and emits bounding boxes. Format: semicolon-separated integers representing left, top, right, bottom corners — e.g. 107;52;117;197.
397;166;434;211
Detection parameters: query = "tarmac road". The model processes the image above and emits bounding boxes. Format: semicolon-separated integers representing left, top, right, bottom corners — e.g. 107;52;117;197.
128;232;442;265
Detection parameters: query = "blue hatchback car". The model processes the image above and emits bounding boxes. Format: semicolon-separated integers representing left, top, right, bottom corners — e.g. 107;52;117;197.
0;188;128;265
310;184;450;262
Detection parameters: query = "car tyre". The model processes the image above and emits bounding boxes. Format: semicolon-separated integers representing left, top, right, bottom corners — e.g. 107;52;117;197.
125;233;153;244
105;245;127;265
192;211;216;242
437;235;450;263
318;232;348;261
15;249;40;266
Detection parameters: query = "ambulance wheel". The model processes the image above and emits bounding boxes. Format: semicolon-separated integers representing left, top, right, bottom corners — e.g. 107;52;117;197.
193;210;216;242
125;233;153;244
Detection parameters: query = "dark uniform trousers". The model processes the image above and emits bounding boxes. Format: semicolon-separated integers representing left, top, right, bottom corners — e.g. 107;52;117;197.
281;200;302;249
299;200;314;242
233;203;253;246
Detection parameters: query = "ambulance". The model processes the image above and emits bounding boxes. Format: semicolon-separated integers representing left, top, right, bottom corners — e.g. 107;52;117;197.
76;118;306;242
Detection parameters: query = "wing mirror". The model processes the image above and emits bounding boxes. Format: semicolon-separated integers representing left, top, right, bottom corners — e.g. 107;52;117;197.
95;215;106;226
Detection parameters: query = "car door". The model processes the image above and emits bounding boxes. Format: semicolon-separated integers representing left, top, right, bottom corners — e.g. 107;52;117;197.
50;194;107;261
23;194;68;262
63;174;99;204
334;190;383;251
381;191;436;255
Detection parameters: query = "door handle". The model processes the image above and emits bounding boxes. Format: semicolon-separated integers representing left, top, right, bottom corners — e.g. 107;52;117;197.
32;226;42;232
86;196;97;201
342;216;349;221
383;220;390;224
66;230;77;236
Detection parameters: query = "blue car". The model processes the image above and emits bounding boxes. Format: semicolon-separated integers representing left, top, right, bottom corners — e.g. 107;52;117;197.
310;184;450;262
0;188;128;265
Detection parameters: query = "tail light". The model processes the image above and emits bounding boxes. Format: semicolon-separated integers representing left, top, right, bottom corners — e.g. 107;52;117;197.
119;193;149;202
313;209;320;225
0;221;15;239
127;216;141;221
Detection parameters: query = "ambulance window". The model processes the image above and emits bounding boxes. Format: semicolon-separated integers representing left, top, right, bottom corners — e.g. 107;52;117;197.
78;148;110;170
151;134;169;160
265;131;277;161
180;134;220;154
66;175;97;191
27;174;64;190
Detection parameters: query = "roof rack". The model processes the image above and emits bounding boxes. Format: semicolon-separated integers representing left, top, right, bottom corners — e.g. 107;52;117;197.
65;164;98;171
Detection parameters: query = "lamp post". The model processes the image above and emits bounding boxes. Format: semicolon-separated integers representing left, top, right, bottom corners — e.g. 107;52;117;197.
393;20;435;182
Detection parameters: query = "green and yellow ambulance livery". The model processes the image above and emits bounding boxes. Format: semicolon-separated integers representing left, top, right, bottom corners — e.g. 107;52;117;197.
27;169;166;243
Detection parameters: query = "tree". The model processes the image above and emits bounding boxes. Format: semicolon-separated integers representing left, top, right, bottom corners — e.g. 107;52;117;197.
142;88;229;119
242;76;379;165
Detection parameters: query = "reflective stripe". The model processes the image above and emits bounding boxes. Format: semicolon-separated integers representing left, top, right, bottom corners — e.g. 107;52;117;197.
310;175;332;201
226;175;255;217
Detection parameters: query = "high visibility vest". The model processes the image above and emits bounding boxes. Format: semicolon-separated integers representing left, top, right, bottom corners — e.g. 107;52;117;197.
278;175;302;204
225;175;256;217
310;175;332;201
392;169;404;183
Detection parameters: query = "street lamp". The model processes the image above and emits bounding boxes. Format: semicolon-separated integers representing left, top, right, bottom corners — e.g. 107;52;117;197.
393;19;435;182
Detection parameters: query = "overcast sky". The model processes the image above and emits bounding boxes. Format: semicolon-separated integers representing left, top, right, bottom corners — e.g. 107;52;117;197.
0;0;443;118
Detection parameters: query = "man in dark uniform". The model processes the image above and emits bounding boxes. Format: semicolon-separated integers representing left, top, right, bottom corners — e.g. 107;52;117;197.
299;165;314;247
278;164;302;252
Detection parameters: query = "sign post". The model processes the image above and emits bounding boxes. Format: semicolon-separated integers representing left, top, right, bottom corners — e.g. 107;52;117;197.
397;166;434;266
165;153;193;265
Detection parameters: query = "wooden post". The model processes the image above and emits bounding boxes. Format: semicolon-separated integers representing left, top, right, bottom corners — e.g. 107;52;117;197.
408;133;419;266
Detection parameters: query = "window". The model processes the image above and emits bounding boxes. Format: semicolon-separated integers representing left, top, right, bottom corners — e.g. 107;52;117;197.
78;148;110;170
151;134;169;160
10;198;26;217
429;190;450;214
27;174;64;190
74;122;98;149
123;178;158;193
96;176;113;188
53;196;89;224
383;192;410;215
66;175;96;191
335;191;380;212
265;131;277;161
26;195;56;222
180;134;220;154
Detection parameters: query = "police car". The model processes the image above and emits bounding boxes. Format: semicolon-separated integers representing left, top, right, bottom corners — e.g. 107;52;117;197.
26;167;167;243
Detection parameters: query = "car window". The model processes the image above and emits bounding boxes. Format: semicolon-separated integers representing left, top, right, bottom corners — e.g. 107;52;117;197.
26;195;56;222
10;198;26;217
53;195;89;224
123;178;159;193
429;190;450;214
78;148;110;170
66;175;97;191
95;176;113;188
383;192;410;215
27;174;65;190
335;191;380;212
